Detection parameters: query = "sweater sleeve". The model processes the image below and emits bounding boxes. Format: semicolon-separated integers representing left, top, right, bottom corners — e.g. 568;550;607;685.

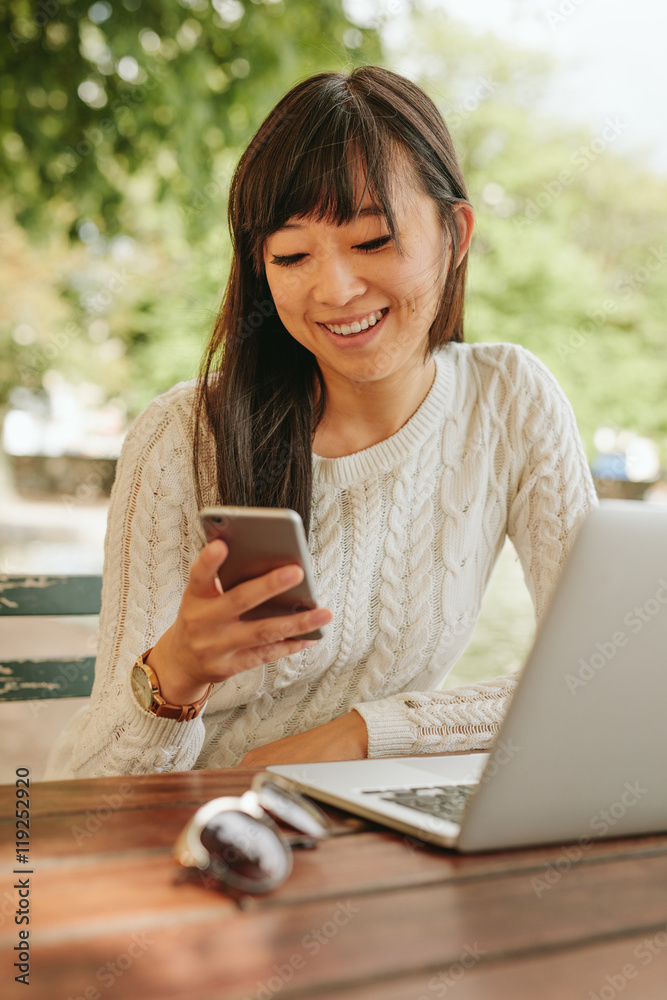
505;349;599;623
353;348;598;758
45;388;207;779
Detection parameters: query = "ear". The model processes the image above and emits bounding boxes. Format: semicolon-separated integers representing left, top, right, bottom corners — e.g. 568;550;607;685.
452;201;475;267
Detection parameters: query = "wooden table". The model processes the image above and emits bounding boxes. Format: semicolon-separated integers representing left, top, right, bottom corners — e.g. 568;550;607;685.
2;767;667;1000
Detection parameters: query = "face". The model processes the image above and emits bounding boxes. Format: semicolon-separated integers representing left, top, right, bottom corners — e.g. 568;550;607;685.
262;168;457;387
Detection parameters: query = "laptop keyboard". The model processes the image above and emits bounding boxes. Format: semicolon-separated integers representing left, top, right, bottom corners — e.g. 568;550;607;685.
376;783;477;824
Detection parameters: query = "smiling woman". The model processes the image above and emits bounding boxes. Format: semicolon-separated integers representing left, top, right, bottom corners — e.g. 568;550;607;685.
45;67;597;780
262;176;473;456
197;66;475;521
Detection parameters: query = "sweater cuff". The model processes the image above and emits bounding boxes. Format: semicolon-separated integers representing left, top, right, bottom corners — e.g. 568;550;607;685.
352;699;416;759
118;670;206;764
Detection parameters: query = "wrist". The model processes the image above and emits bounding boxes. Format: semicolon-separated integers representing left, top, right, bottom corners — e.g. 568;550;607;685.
348;710;369;758
145;637;211;707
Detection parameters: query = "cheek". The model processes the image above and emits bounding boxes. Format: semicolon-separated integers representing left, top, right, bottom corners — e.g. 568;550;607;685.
265;267;310;314
264;269;291;315
264;274;310;341
390;252;444;305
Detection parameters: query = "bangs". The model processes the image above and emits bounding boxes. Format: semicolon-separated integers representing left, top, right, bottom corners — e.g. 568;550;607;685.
235;77;407;272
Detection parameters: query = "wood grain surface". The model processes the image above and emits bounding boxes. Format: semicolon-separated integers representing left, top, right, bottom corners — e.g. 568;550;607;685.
1;768;666;1000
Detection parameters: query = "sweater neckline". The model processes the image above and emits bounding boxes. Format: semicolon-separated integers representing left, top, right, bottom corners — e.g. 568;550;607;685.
312;347;453;485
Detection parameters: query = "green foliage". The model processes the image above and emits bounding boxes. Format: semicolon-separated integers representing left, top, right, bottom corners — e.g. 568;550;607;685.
2;0;378;238
0;0;381;410
1;0;665;465
383;7;667;458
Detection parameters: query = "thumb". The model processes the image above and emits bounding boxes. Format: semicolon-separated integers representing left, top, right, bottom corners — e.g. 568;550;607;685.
188;538;228;599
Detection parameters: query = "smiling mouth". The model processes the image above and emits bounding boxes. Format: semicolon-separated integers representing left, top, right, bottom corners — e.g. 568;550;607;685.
319;308;389;336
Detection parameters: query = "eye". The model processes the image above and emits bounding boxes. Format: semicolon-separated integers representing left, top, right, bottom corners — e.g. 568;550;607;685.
270;252;307;268
356;235;392;253
268;234;392;268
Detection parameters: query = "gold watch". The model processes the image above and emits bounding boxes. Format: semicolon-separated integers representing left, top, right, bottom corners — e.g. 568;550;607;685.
130;650;212;721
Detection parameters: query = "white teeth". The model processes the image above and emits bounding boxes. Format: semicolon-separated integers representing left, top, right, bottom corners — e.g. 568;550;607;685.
323;309;385;335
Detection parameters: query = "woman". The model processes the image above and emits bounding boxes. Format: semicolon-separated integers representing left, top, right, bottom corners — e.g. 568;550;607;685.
47;66;597;779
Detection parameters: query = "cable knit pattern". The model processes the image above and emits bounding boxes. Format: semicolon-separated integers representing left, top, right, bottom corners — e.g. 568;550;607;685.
45;342;598;779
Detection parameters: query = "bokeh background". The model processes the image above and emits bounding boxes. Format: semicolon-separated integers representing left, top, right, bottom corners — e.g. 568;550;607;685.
1;0;666;779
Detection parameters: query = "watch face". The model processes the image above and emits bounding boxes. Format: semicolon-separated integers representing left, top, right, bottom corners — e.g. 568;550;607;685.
131;665;153;711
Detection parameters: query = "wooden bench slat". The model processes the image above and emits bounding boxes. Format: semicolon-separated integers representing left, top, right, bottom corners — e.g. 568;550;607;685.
0;575;102;616
0;574;101;701
0;657;95;701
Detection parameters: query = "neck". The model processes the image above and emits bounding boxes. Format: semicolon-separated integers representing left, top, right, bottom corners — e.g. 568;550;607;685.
313;355;437;458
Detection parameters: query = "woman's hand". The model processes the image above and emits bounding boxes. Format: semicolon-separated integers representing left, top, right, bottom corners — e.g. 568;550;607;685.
238;710;368;768
146;539;332;706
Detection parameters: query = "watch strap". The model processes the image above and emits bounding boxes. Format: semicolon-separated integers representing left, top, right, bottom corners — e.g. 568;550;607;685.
135;650;213;721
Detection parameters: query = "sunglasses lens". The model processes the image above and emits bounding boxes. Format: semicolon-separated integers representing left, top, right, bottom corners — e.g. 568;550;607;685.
255;779;332;839
200;810;291;893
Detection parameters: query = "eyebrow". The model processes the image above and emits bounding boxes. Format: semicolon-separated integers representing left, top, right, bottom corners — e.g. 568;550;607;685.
274;206;386;232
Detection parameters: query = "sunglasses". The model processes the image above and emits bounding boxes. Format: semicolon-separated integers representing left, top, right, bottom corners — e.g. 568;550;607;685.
174;774;333;895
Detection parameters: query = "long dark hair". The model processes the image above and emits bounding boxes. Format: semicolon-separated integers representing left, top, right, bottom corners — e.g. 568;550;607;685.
193;65;470;536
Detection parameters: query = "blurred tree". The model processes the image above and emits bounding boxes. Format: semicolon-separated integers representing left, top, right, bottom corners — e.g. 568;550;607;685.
0;0;382;409
1;0;666;466
1;0;380;241
381;8;667;459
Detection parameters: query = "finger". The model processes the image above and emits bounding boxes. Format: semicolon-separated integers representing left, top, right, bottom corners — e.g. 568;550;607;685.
187;539;229;600
229;637;318;674
183;603;326;673
224;562;305;617
235;606;332;649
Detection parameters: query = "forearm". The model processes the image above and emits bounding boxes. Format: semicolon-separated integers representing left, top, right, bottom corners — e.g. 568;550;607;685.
239;710;368;767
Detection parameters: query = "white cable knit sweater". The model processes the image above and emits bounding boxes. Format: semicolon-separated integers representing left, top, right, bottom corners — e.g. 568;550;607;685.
46;341;597;779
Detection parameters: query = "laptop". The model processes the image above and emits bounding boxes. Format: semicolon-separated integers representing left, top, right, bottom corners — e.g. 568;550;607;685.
268;500;667;852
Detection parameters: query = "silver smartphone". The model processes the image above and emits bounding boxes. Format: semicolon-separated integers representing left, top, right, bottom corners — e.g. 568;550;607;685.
199;506;325;641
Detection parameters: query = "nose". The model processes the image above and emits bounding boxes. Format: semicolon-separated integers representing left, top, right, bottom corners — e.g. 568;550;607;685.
311;252;368;306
